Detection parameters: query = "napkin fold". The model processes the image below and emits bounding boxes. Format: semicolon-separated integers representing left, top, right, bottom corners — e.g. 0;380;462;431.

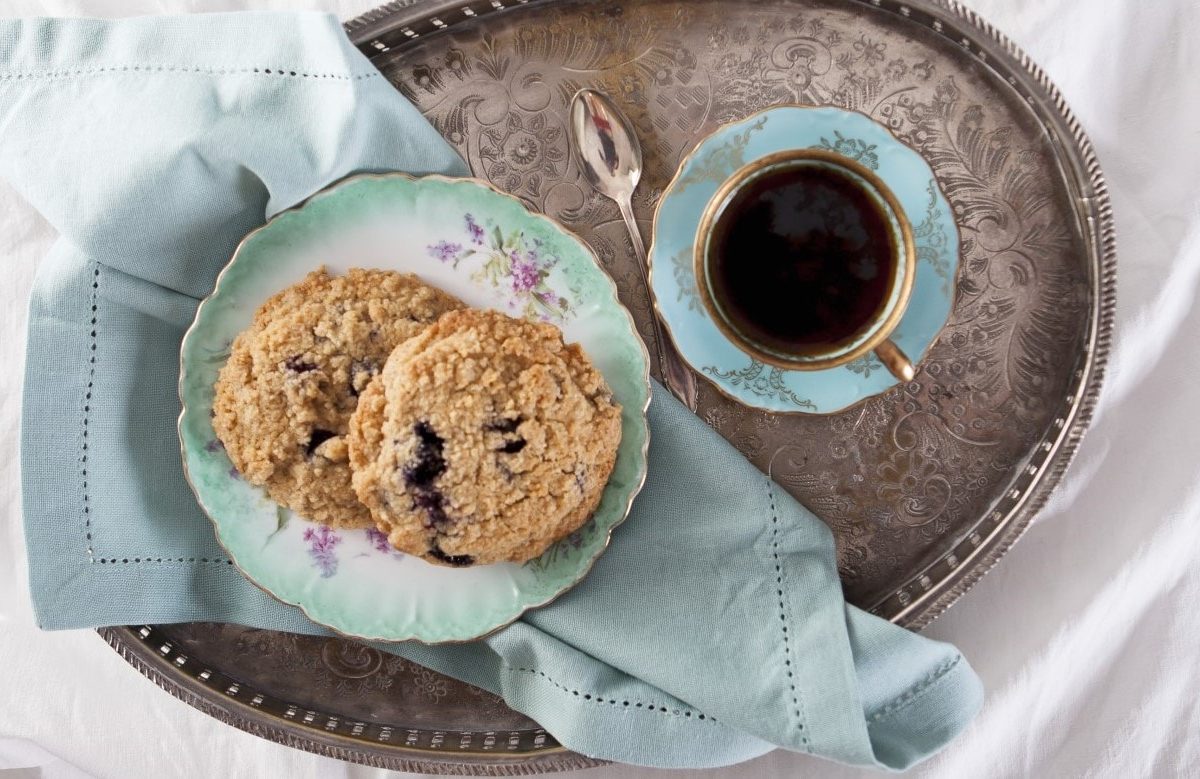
2;12;982;771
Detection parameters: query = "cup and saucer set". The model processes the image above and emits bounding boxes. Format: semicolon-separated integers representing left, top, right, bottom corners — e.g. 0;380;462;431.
648;105;958;414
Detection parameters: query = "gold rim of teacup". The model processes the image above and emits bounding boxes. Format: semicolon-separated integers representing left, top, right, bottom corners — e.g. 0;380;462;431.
692;148;917;372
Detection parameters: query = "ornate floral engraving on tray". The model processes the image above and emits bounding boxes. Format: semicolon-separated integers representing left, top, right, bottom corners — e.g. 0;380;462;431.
378;0;1090;610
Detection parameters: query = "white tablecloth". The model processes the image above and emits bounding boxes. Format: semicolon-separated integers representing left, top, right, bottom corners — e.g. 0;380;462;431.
2;0;1197;777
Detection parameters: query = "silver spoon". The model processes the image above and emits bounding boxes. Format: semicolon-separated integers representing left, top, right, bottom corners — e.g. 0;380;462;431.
569;88;699;411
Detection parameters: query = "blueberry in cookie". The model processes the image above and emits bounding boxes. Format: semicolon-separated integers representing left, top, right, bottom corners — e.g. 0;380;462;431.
348;308;622;566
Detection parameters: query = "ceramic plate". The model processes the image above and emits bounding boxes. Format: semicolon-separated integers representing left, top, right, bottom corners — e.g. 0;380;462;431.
178;174;650;643
650;105;959;414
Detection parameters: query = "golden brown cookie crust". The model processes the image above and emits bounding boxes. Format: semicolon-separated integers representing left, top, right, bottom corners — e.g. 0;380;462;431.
348;308;622;566
212;268;464;528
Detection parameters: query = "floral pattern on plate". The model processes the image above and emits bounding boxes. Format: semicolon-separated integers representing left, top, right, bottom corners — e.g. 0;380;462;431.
427;212;572;321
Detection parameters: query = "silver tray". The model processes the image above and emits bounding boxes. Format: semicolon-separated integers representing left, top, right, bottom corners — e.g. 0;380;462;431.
102;0;1115;772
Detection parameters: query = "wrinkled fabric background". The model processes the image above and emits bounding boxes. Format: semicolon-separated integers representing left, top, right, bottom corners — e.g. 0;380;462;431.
1;0;1197;778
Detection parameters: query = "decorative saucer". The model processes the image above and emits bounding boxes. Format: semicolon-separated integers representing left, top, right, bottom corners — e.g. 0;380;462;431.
178;173;650;643
649;106;959;414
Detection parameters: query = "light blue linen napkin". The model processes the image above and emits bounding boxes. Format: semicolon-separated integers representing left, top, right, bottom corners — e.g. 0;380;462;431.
2;12;982;771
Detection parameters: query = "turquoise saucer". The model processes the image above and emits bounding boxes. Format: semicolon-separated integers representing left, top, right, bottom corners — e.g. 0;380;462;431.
649;106;958;414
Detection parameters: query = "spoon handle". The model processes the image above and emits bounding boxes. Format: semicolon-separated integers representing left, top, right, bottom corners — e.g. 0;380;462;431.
617;196;699;412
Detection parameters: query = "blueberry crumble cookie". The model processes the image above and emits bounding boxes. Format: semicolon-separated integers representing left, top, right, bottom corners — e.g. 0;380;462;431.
212;268;464;528
348;309;622;566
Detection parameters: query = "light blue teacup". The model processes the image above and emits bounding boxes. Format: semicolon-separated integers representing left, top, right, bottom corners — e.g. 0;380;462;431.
693;148;917;382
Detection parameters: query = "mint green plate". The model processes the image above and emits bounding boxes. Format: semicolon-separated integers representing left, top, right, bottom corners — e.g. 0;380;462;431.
178;174;650;643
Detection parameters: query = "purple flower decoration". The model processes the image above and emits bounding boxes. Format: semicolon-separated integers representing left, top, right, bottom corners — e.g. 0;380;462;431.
303;526;341;578
465;213;485;245
437;211;571;322
204;439;224;453
427;240;464;264
365;527;392;554
228;467;241;480
510;252;541;294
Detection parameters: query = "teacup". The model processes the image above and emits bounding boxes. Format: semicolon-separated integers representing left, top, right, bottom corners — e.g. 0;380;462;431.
694;149;916;381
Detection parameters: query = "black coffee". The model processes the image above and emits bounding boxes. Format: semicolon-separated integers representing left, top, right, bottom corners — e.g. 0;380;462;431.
709;164;894;354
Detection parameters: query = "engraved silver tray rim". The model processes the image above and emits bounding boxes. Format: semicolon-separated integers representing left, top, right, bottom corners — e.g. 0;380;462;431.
101;0;1116;772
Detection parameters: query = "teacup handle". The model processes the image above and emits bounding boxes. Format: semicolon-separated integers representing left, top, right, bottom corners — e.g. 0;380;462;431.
874;339;915;382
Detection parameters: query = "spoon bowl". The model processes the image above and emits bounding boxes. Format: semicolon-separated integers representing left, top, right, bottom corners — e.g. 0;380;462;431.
570;89;644;200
